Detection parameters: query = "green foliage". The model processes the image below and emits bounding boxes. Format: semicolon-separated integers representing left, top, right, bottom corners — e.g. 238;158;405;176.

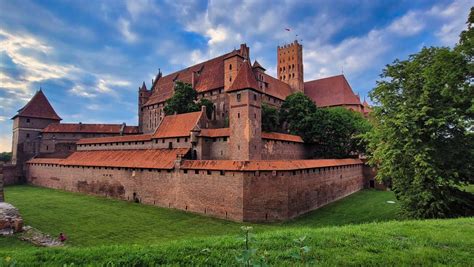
278;92;317;137
291;236;312;264
261;104;279;132
310;107;372;158
367;14;474;219
277;92;372;158
0;152;11;162
163;81;214;118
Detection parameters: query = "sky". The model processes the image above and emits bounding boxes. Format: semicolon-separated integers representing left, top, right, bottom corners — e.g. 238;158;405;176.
0;0;471;152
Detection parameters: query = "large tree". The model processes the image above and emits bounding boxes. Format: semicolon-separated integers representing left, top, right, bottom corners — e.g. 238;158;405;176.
278;92;317;139
367;11;474;218
262;103;280;132
164;81;213;118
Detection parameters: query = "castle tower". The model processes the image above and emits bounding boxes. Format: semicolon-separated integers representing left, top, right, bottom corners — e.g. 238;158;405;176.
11;89;61;165
227;61;262;160
277;40;304;92
138;81;151;132
224;44;250;90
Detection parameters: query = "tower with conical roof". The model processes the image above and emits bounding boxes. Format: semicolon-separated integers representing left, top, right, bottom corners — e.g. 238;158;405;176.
227;61;262;160
11;89;61;166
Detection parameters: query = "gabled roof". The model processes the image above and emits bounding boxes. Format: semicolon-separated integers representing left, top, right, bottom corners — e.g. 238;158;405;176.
13;90;61;120
76;134;153;145
304;75;362;108
260;73;293;100
42;123;139;134
181;158;362;171
28;148;189;170
153;111;203;139
227;61;261;93
144;51;235;106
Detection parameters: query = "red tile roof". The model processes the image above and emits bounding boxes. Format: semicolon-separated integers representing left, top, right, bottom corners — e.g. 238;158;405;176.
153;111;203;139
262;132;303;143
199;128;230;137
252;60;265;71
181;158;362;171
13;90;61;120
143;46;293;105
261;73;293;100
304;75;362;107
227;61;261;92
76;134;153;145
42;123;139;134
145;51;233;106
28;148;189;169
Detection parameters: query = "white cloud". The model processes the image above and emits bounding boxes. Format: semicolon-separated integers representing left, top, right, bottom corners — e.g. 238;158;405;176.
388;11;425;36
430;0;471;45
118;18;137;43
126;0;159;20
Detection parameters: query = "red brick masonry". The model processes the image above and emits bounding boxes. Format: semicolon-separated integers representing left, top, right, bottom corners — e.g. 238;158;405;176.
27;157;364;222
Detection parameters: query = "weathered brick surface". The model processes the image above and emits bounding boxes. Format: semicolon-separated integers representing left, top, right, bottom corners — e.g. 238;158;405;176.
27;162;364;222
261;140;306;160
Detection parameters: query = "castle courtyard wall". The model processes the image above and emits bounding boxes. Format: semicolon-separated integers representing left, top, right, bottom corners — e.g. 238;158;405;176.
261;139;306;160
27;161;364;222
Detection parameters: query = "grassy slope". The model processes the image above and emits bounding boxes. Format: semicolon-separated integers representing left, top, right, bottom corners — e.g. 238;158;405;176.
1;218;473;266
1;185;399;248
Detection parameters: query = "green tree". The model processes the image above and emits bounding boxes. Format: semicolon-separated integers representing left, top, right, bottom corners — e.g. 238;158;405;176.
279;92;317;138
262;103;279;132
367;12;474;218
0;152;12;162
164;81;213;118
311;107;372;158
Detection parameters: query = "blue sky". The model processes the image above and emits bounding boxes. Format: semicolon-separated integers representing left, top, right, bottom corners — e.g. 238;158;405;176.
0;0;471;152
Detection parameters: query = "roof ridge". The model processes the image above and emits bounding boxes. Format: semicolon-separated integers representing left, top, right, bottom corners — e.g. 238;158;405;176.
13;90;62;120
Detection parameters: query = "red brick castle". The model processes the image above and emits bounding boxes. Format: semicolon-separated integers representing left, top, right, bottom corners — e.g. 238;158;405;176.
8;41;371;221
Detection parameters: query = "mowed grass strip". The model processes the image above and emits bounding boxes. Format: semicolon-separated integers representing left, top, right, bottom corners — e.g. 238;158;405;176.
2;185;399;248
1;218;472;266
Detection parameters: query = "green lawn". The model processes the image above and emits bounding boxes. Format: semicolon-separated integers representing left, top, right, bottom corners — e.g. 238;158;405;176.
1;185;399;248
1;218;472;266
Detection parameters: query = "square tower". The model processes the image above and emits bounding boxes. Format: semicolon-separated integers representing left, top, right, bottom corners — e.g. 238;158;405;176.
227;61;262;160
277;40;304;92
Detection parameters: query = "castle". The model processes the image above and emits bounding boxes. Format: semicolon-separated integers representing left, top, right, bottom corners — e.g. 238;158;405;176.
7;41;373;221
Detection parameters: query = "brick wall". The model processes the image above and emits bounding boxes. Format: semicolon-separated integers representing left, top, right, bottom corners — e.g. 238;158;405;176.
2;164;22;185
27;161;364;222
0;165;4;202
261;139;306;160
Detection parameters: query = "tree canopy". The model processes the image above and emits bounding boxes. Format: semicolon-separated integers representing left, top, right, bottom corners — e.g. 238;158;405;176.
164;81;214;118
366;9;474;218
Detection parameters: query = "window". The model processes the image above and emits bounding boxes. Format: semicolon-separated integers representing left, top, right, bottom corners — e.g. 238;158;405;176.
26;133;30;138
177;138;180;143
237;93;241;102
220;170;225;176
26;118;30;123
46;145;49;151
253;94;257;101
237;113;240;119
195;170;199;174
229;64;232;70
229;77;232;82
184;137;188;142
183;170;188;174
168;142;172;149
162;139;165;143
207;170;211;175
223;137;227;141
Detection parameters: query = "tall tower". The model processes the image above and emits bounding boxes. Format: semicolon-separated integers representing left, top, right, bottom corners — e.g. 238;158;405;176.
277;40;304;92
224;43;250;90
227;61;262;160
11;89;61;166
138;81;151;133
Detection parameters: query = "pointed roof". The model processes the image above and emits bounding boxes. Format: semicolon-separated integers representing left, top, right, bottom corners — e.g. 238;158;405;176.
227;61;261;93
304;75;362;108
252;60;266;71
139;81;147;91
12;90;61;120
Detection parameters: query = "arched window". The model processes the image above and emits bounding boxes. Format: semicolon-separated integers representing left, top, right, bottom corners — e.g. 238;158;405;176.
283;66;285;71
283;75;286;80
292;64;295;69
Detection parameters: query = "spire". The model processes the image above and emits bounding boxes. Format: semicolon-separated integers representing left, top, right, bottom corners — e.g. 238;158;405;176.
227;61;260;92
252;60;266;71
140;81;147;91
12;90;61;120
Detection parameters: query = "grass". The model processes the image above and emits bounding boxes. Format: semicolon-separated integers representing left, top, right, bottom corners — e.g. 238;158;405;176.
1;218;472;266
1;185;400;248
